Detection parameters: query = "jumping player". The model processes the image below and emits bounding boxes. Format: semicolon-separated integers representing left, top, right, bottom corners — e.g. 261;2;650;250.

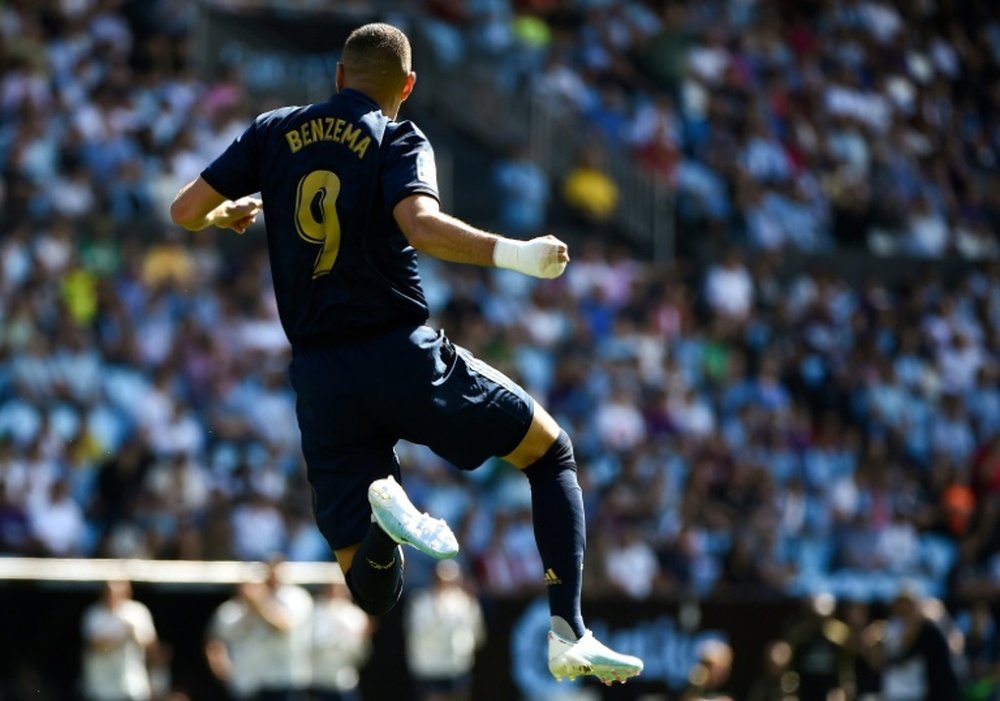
170;23;642;685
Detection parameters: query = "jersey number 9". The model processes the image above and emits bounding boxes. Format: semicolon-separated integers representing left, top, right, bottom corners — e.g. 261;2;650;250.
294;170;342;278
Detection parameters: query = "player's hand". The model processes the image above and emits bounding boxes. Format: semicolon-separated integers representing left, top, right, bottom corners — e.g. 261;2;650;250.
217;196;263;234
239;581;266;606
493;235;570;279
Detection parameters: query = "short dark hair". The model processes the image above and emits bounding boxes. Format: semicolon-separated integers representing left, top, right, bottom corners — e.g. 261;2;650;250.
341;23;411;88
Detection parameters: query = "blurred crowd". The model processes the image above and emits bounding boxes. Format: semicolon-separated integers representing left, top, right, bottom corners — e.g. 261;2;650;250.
3;197;1000;607
78;561;483;701
1;0;1000;699
1;0;1000;605
425;0;1000;257
686;591;977;701
0;0;239;228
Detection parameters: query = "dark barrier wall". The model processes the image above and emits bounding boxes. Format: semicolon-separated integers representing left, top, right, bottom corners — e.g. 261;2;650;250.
0;583;804;700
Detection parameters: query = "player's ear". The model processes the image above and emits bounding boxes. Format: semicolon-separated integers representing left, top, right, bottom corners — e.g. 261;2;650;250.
335;62;346;92
399;71;416;103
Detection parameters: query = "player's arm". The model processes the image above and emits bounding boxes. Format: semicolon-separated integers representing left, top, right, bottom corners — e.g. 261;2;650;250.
205;637;233;681
393;194;569;279
243;582;294;632
170;176;262;234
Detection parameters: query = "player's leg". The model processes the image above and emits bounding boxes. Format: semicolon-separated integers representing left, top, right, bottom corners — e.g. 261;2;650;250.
296;328;461;617
304;452;407;617
500;403;584;638
333;543;361;574
341;468;460;615
394;328;642;684
338;533;404;617
504;403;644;685
289;343;409;617
332;467;459;616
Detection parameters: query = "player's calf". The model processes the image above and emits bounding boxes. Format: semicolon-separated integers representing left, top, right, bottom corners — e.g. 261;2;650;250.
522;431;587;639
344;528;404;616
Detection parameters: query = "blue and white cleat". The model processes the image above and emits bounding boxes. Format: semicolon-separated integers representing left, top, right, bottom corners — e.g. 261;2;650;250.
548;629;644;686
368;475;459;559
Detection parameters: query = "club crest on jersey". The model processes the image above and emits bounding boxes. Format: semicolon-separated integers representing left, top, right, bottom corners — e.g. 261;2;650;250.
416;149;438;190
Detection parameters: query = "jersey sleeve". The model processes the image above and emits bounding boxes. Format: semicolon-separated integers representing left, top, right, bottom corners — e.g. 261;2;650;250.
201;116;263;201
381;121;440;213
131;602;157;647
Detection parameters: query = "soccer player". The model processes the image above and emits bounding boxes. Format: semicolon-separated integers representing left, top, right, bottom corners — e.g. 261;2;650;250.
170;22;642;685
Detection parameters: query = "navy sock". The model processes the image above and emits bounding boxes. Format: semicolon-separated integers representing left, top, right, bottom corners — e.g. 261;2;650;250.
344;522;403;616
523;431;586;639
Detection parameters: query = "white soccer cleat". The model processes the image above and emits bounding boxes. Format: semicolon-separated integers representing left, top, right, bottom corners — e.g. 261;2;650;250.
368;475;459;559
548;629;644;686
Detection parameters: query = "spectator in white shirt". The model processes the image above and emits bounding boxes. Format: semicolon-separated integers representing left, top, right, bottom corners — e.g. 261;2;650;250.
905;196;950;257
603;527;660;600
144;454;210;514
81;580;157;701
668;387;717;438
310;581;372;701
705;250;754;322
937;332;983;392
206;562;313;701
30;479;85;556
875;512;921;575
595;387;647;452
206;584;262;700
405;560;486;701
232;492;287;561
251;562;313;701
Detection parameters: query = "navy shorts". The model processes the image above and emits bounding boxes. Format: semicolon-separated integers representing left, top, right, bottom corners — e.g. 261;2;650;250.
289;325;534;552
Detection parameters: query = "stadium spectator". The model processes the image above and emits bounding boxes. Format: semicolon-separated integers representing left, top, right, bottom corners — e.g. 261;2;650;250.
704;249;754;323
865;587;962;701
561;146;619;230
602;526;660;600
31;479;86;556
492;143;549;239
206;562;312;701
843;601;883;701
405;560;485;701
206;584;261;701
783;594;852;701
247;562;313;701
231;492;287;563
309;581;371;701
81;580;158;701
956;601;1000;700
680;639;734;701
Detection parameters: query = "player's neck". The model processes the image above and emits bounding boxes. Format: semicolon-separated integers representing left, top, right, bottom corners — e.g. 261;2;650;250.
340;82;399;119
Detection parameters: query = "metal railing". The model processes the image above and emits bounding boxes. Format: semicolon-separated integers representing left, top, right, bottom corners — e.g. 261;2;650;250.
419;51;676;260
0;557;342;586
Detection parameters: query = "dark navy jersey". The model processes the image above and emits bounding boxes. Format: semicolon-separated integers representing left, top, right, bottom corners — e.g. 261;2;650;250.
201;88;439;347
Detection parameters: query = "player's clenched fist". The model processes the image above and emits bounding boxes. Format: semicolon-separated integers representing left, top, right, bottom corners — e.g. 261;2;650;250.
493;235;571;279
218;196;263;234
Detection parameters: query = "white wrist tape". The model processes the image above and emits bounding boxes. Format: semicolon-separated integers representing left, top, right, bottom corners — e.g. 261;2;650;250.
492;238;524;271
493;238;567;279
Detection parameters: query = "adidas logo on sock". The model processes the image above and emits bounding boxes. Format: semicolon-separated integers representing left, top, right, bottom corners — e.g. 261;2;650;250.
544;568;561;585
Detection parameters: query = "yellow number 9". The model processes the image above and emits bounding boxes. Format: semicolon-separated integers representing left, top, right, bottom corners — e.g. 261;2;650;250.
294;170;342;277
